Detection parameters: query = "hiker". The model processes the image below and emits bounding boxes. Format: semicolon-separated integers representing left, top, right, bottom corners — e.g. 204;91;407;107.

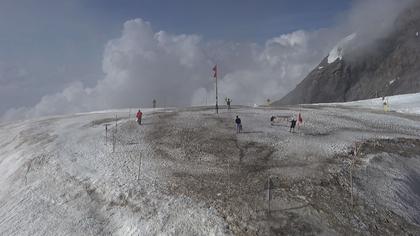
235;115;242;133
226;98;232;110
136;109;143;125
297;113;303;129
153;99;156;108
383;98;390;112
289;118;297;133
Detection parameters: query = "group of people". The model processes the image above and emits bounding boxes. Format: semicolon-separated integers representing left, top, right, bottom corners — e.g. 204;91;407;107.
136;101;303;135
236;113;303;134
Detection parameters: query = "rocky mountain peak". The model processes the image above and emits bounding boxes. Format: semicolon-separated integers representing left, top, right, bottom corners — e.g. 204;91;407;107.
275;1;420;105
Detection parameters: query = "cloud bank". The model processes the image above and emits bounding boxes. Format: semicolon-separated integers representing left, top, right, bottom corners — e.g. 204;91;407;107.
2;0;414;121
3;19;335;121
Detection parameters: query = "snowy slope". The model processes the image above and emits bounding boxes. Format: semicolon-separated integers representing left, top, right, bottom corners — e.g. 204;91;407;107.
0;109;228;235
0;105;420;235
329;92;420;115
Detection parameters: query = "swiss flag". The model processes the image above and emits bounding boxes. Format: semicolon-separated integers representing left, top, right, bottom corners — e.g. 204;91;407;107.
212;65;217;78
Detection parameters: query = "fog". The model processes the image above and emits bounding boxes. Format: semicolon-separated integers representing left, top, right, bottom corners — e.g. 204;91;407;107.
337;0;415;59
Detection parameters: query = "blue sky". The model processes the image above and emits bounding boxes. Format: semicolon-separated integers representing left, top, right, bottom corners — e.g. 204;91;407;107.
0;0;359;117
83;0;351;41
0;0;351;64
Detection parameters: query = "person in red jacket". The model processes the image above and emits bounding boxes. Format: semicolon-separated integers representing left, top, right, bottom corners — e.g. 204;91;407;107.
136;109;143;125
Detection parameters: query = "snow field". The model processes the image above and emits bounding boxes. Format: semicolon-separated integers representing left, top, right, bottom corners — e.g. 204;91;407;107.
0;104;419;235
0;109;228;235
326;92;420;115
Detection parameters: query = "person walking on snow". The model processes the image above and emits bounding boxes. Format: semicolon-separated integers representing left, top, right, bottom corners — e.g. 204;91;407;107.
235;115;242;133
136;109;143;125
289;117;297;133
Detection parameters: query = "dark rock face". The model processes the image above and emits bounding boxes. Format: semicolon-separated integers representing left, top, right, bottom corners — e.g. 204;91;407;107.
275;2;420;105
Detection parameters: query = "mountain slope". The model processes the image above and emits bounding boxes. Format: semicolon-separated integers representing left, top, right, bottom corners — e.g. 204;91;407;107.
275;2;420;105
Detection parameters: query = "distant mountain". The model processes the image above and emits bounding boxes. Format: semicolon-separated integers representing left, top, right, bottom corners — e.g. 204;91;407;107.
275;2;420;105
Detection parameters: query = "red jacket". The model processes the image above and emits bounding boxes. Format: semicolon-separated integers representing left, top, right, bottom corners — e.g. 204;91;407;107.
136;111;143;119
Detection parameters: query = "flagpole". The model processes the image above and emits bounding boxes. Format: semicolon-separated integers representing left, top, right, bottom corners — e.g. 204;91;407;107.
216;67;219;114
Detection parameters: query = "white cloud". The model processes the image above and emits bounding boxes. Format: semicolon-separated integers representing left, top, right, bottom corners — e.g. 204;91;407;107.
2;0;413;121
268;30;308;48
195;29;337;106
3;18;333;121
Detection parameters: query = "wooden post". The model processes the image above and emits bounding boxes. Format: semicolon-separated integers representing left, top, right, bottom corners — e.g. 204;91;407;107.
350;162;353;208
112;115;118;153
104;124;111;145
213;65;219;114
112;131;116;153
115;114;118;133
267;176;273;217
137;153;142;181
350;143;359;208
227;161;230;193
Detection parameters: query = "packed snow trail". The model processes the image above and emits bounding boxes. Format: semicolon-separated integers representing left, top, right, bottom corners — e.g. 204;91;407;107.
0;106;420;235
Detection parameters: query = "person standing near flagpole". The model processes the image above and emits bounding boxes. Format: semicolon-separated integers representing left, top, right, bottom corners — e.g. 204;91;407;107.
212;65;218;114
226;98;232;110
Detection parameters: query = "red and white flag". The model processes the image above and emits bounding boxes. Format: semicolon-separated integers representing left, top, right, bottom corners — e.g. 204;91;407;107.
298;113;303;124
212;65;217;79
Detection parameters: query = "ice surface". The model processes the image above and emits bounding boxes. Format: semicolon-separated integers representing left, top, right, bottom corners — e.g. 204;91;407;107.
0;104;419;235
0;109;228;235
327;92;420;115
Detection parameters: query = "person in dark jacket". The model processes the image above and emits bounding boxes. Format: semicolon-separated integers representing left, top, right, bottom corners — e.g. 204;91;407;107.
235;116;242;133
136;109;143;125
289;118;297;133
